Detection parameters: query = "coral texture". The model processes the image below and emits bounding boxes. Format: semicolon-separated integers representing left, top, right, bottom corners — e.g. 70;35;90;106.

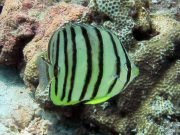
0;0;179;135
80;1;180;134
23;1;90;88
0;0;90;85
89;0;136;47
0;1;93;135
0;0;38;65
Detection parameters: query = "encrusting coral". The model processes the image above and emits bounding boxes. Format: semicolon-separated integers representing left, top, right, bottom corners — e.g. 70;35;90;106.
0;0;38;65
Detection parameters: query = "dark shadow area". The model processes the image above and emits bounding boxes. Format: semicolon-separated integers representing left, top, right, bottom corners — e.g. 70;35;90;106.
15;35;35;65
173;38;180;59
132;26;159;41
0;5;3;14
43;102;112;135
0;44;3;53
86;11;112;24
0;65;24;85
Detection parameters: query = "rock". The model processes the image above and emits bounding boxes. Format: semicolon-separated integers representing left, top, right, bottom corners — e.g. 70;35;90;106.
22;1;90;92
0;0;38;65
0;65;39;134
21;117;51;135
20;110;86;135
23;1;180;134
22;0;34;10
0;64;93;135
12;106;34;129
81;10;180;135
0;0;90;84
1;0;179;135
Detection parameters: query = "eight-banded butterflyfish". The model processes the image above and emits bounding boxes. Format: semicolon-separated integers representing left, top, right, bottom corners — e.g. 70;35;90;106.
38;23;139;106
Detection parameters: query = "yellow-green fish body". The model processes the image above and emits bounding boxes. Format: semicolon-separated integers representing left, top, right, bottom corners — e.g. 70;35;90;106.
38;23;139;106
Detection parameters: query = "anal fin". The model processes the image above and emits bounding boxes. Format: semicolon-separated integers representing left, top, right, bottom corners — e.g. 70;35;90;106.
85;96;111;104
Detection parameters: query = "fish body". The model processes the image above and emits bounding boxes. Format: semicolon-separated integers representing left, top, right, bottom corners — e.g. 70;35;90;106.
39;23;139;106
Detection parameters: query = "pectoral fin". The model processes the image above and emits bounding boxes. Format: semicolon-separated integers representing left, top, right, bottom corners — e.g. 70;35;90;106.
37;53;51;91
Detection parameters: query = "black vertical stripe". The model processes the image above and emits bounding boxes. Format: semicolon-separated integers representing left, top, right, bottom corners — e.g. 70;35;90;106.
121;41;131;88
48;35;53;60
46;62;50;81
79;27;92;101
54;32;60;96
68;27;77;102
107;32;121;94
91;27;104;99
61;29;68;100
49;83;52;99
48;32;57;62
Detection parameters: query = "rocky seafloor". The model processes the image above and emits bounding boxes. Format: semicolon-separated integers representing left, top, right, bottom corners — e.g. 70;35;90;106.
0;0;179;135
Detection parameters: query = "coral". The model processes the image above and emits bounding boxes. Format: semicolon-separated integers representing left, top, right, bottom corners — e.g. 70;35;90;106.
0;0;38;65
87;0;162;47
0;0;179;135
0;0;90;85
21;117;51;135
23;2;90;88
12;106;34;129
81;13;180;134
23;54;39;88
88;0;136;47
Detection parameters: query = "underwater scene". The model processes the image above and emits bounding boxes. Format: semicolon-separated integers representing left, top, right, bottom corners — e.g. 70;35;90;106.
0;0;179;135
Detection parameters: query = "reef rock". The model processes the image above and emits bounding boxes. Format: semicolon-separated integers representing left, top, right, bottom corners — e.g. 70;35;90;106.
0;0;179;135
23;2;90;88
0;0;90;86
80;1;180;134
0;65;39;135
0;0;38;65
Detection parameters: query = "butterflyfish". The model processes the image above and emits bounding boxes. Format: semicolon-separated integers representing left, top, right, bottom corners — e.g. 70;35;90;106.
38;23;139;106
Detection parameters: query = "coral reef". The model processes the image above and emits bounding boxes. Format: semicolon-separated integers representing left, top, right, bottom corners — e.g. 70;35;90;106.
0;0;179;134
81;2;180;134
0;0;90;86
23;1;90;88
0;63;103;135
0;0;38;65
